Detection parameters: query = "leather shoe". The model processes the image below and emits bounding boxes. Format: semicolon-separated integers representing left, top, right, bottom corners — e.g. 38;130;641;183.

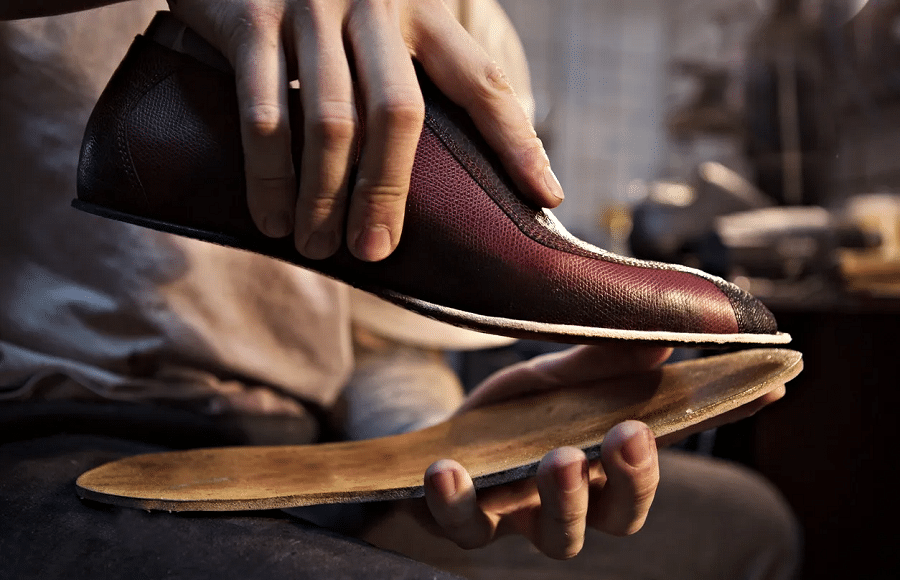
74;12;788;346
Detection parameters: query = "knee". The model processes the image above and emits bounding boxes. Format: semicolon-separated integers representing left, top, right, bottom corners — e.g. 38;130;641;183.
658;451;802;580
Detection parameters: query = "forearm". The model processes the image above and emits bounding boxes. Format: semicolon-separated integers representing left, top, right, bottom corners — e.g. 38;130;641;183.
1;1;131;20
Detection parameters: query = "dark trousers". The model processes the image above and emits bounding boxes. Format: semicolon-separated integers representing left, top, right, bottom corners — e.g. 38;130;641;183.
0;402;461;580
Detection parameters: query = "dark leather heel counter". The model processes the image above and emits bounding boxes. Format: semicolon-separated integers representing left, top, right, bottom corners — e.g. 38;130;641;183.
76;33;260;238
77;35;177;214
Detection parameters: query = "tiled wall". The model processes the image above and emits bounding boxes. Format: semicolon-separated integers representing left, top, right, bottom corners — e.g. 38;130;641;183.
497;0;900;242
497;0;671;247
497;0;765;246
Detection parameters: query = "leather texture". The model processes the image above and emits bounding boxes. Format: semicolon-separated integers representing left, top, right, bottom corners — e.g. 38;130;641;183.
76;13;779;341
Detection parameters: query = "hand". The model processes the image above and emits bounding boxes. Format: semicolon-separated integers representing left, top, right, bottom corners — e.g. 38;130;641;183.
419;344;788;559
166;0;563;261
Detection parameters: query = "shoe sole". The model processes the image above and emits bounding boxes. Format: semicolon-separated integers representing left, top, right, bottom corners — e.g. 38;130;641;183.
75;347;803;511
73;199;791;347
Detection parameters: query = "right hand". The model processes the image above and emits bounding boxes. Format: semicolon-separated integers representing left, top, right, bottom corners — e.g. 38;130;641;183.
418;343;789;558
167;0;565;262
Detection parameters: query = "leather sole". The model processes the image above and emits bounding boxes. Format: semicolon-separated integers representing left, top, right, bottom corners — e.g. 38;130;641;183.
76;348;802;511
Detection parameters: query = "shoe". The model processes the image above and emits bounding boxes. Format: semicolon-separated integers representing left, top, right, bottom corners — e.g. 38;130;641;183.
74;12;788;346
75;348;803;510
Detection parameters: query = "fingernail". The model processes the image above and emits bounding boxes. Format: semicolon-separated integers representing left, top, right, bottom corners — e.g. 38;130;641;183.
543;165;564;201
303;230;338;259
556;459;587;493
430;469;457;498
264;211;293;238
621;425;654;468
354;225;392;262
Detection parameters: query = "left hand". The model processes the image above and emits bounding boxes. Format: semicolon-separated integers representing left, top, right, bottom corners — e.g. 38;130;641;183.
416;343;787;559
165;0;562;262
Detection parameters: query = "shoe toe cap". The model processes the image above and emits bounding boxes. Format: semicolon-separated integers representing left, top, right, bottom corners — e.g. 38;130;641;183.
719;282;779;335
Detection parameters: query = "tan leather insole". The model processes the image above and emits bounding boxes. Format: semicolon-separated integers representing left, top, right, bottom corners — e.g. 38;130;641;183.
76;348;802;511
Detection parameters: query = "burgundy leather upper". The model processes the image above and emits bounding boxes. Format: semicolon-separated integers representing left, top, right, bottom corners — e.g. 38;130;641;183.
76;21;778;339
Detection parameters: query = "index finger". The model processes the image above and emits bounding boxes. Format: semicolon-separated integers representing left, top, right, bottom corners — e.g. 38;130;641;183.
410;6;564;207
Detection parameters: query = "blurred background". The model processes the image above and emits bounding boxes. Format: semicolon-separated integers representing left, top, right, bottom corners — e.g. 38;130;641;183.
457;1;900;578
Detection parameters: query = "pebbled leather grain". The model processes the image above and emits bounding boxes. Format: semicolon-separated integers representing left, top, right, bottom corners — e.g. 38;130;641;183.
76;13;778;339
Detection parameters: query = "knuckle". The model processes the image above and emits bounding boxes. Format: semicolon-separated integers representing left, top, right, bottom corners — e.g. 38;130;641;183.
308;104;357;144
311;115;357;144
519;136;548;166
250;174;294;188
485;62;514;93
371;92;425;132
347;0;399;33
632;480;658;511
243;103;286;138
540;505;587;559
243;2;281;26
632;465;660;502
244;154;294;184
551;509;586;530
209;5;280;63
211;11;251;60
246;174;295;208
545;505;588;540
470;62;515;103
354;180;409;203
299;192;343;222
